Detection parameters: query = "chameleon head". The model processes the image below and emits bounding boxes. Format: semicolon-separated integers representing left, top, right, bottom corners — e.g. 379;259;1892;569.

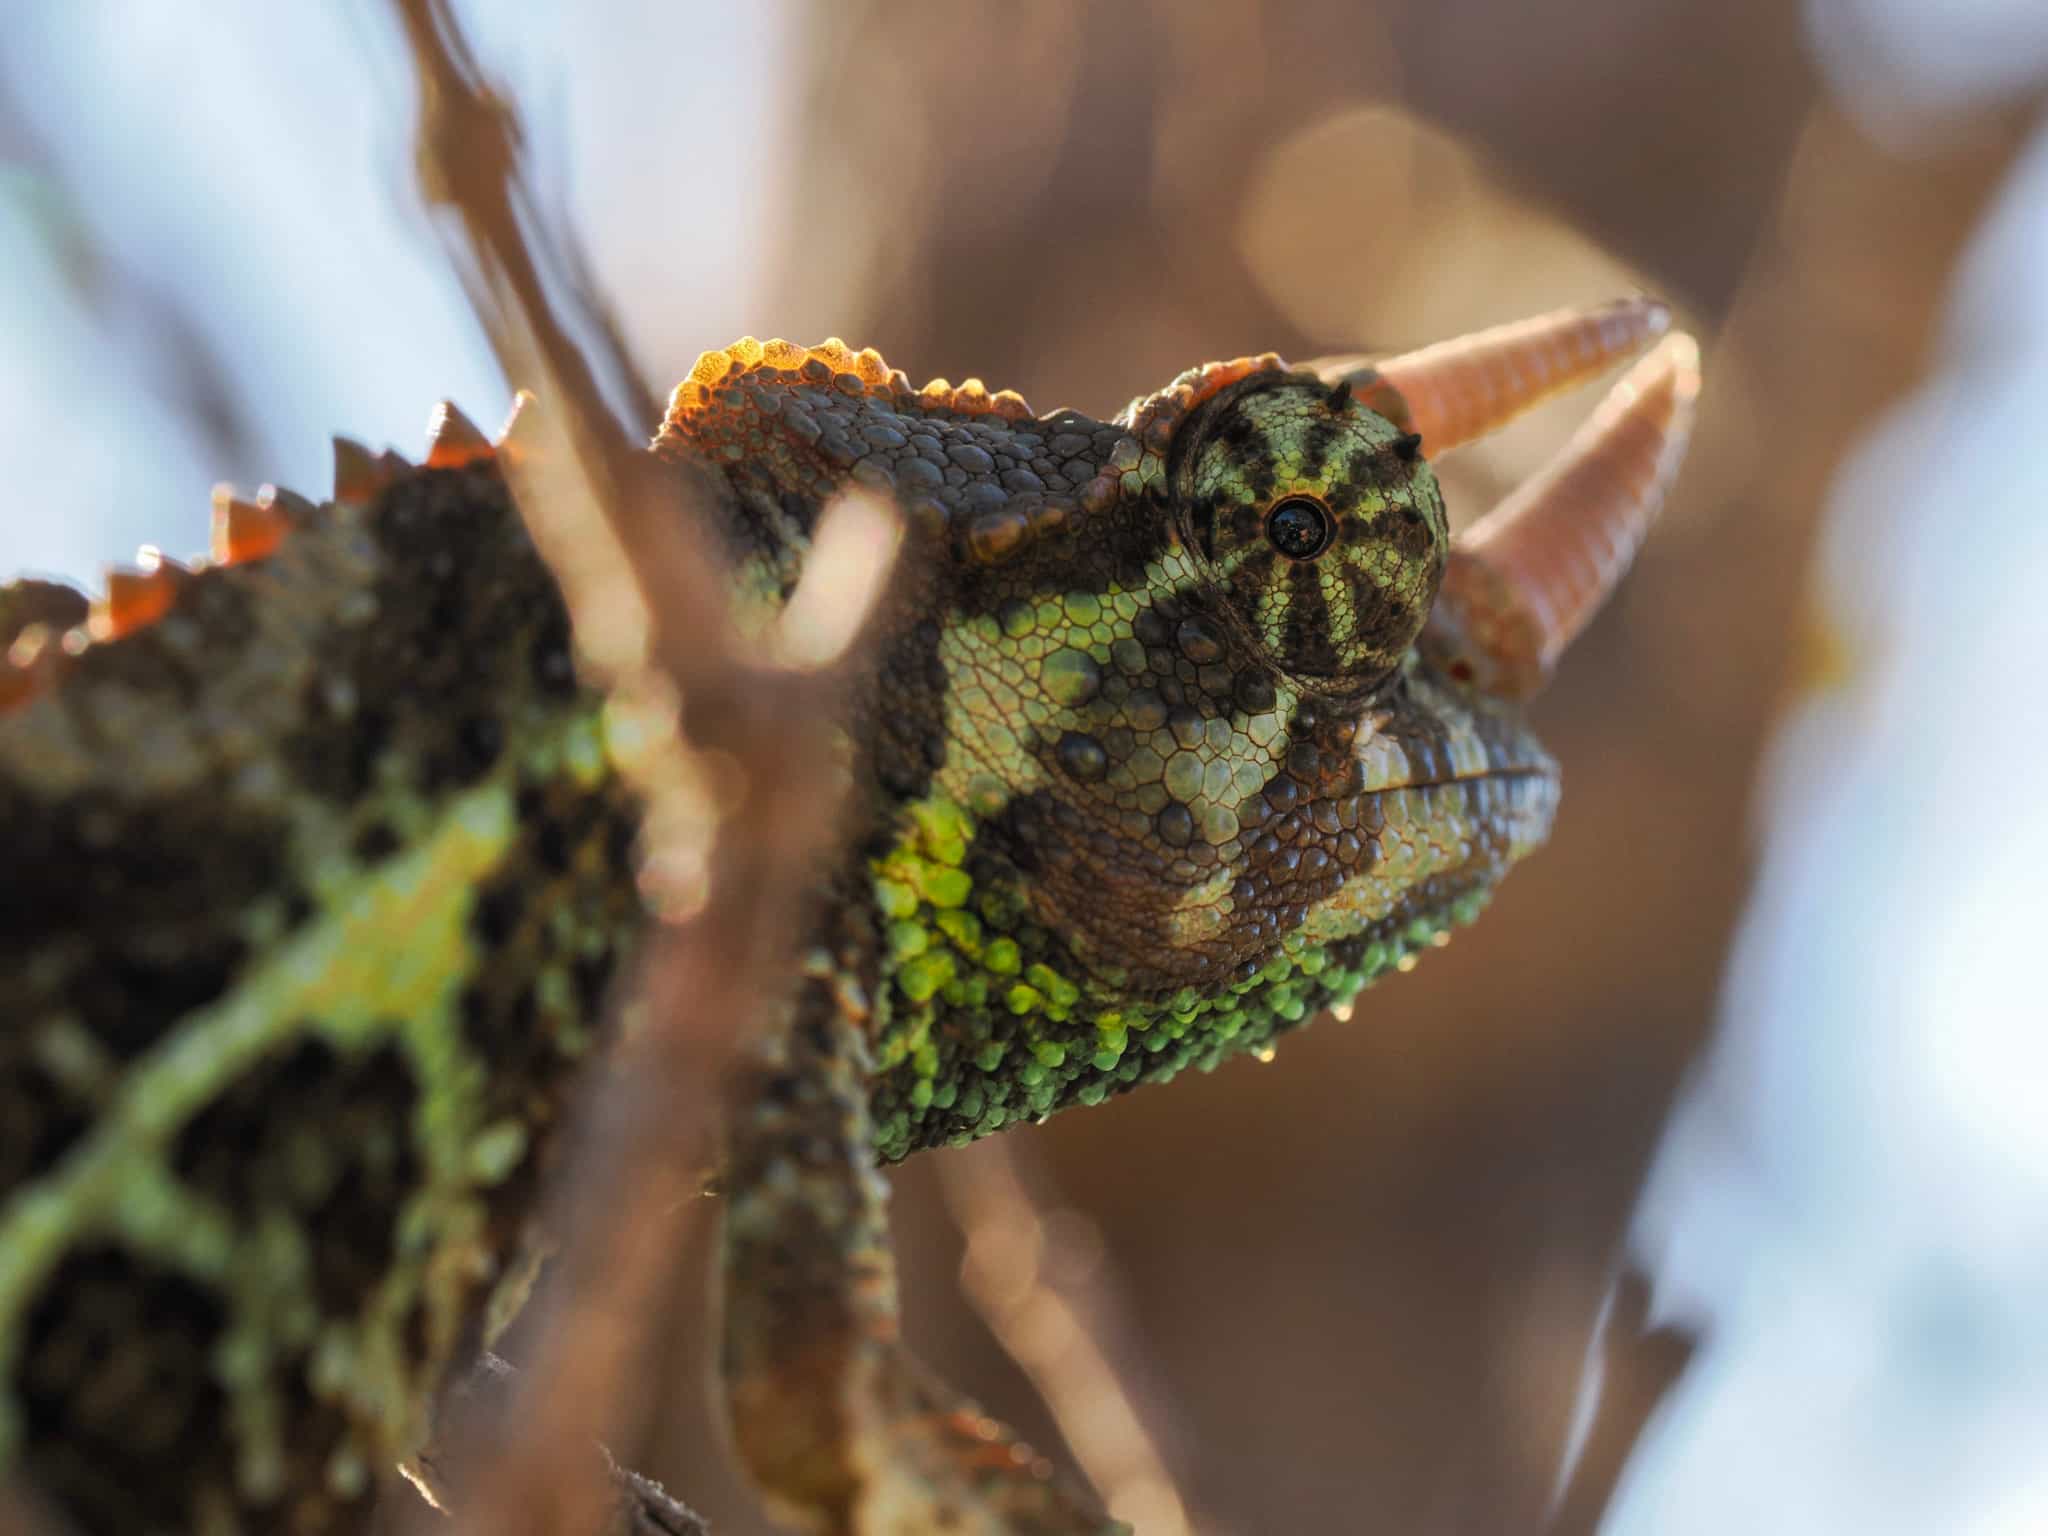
926;299;1699;1003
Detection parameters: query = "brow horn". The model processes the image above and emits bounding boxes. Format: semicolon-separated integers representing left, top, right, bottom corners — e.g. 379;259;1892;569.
1419;332;1701;697
1309;296;1673;454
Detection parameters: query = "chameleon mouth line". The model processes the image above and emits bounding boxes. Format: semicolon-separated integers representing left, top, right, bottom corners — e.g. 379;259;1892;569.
1373;765;1556;792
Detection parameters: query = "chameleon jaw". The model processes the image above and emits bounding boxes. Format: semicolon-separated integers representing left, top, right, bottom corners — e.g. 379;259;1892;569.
1308;679;1562;940
1152;660;1560;964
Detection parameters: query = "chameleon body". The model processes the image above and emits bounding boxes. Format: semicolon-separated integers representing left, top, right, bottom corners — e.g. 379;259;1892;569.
0;307;1697;1533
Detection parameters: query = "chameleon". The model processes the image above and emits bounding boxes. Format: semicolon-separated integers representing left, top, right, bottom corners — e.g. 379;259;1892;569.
0;297;1698;1535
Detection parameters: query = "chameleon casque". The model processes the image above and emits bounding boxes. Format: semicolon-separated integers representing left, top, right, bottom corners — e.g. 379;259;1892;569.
0;298;1698;1534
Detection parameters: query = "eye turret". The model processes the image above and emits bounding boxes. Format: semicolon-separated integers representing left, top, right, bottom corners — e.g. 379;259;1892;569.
1175;377;1448;693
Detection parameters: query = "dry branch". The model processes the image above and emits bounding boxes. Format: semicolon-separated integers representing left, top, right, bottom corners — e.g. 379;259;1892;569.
939;1141;1209;1536
386;2;899;1532
1544;1264;1699;1536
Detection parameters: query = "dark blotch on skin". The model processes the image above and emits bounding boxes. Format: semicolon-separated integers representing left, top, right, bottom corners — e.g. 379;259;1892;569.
873;615;954;798
1300;419;1339;482
17;1248;245;1535
458;770;642;1125
1218;413;1262;454
0;1051;91;1188
353;820;402;862
0;775;296;1069
452;715;505;784
1055;731;1108;781
1156;803;1195;847
282;465;576;804
1280;561;1338;677
469;874;525;948
172;1034;421;1313
1176;615;1225;664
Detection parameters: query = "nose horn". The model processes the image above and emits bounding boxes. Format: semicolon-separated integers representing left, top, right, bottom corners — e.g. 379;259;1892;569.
1309;296;1673;454
1420;332;1701;697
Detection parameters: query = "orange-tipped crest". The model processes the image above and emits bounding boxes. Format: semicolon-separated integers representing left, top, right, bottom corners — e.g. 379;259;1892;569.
1421;332;1701;696
665;337;1035;425
1311;297;1671;456
210;484;291;566
425;399;493;469
333;436;390;506
91;547;191;642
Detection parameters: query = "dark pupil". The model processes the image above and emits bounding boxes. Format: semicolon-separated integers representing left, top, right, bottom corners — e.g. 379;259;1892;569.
1266;496;1332;561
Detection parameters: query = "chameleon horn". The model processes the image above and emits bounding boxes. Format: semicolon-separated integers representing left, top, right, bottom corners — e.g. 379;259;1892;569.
1420;332;1701;697
1311;296;1672;454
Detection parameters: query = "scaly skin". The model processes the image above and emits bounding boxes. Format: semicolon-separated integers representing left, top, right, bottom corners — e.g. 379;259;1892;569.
0;314;1694;1534
0;461;640;1532
655;340;1552;1167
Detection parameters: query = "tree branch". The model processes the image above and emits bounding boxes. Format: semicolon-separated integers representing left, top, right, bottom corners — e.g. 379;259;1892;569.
384;4;902;1533
1545;1264;1700;1536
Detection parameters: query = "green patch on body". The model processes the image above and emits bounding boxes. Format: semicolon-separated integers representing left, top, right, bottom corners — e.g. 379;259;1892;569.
0;750;570;1494
866;796;1499;1161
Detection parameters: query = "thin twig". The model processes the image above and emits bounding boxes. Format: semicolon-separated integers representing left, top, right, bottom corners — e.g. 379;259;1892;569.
1544;1264;1700;1536
384;4;902;1533
938;1138;1210;1536
412;1355;712;1536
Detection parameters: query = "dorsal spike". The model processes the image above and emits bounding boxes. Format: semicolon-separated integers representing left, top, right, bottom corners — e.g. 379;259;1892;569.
91;550;190;642
333;436;387;506
1309;296;1672;455
261;483;320;524
1422;333;1700;696
425;399;493;469
210;484;290;566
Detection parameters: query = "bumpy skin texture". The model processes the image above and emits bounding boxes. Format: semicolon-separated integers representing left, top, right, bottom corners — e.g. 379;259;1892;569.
656;341;1553;1164
0;467;639;1530
2;332;1572;1534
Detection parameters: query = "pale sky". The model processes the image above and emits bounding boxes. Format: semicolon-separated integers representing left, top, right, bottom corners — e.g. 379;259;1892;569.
1615;2;2048;1529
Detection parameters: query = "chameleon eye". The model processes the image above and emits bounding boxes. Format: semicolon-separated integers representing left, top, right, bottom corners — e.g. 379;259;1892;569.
1176;378;1450;692
1265;495;1333;561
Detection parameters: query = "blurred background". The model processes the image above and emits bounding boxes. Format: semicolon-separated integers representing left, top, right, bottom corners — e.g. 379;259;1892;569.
4;2;2045;1531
